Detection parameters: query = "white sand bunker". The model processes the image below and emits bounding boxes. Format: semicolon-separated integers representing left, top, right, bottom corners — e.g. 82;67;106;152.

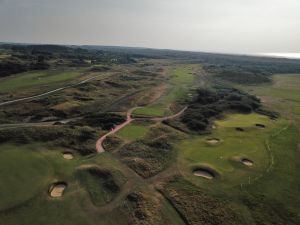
63;152;74;160
255;124;266;129
193;166;218;180
241;158;254;167
206;138;220;145
49;182;67;198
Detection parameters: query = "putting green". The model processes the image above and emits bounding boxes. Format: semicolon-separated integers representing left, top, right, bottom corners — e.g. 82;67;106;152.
177;113;288;190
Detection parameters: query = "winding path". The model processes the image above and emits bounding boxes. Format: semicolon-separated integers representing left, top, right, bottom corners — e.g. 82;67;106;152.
96;108;136;153
150;106;187;122
95;106;187;153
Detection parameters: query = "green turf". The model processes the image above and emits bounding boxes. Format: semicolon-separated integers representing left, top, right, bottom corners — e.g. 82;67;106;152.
177;113;288;191
0;143;132;225
0;145;52;211
132;105;166;117
133;65;195;117
0;70;82;92
117;123;150;140
242;124;300;223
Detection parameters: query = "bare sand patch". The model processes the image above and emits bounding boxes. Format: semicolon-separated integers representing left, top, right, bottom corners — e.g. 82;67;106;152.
192;166;218;180
49;182;67;198
206;138;220;145
63;152;74;160
241;158;254;166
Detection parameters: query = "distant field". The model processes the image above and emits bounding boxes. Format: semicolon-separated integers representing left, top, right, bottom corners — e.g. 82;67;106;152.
253;74;300;102
0;53;10;59
243;74;300;122
132;65;195;117
0;70;83;93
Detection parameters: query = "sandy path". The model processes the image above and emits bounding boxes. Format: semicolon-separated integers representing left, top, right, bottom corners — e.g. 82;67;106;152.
96;106;187;153
96;108;136;153
151;106;187;122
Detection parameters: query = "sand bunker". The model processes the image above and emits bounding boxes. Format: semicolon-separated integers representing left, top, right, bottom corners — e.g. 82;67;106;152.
49;182;67;198
206;138;220;145
241;158;254;167
63;152;74;160
235;127;245;132
193;166;218;180
255;124;266;129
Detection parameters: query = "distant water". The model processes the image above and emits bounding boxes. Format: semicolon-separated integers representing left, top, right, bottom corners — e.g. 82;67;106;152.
259;53;300;59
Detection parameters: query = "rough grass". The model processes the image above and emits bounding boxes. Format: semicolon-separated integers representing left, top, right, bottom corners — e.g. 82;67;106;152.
0;70;82;92
160;178;242;225
132;65;195;117
76;167;126;206
117;124;184;178
242;74;300;122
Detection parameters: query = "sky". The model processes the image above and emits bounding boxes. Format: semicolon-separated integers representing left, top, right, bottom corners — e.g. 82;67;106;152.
0;0;300;54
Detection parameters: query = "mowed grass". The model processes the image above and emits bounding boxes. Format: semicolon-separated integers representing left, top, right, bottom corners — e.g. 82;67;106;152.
177;113;288;191
133;65;195;117
132;106;166;117
117;122;150;140
0;145;52;211
0;70;82;93
0;143;132;225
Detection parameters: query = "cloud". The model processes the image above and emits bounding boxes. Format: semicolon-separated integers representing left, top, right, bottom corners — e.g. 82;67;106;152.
0;0;299;53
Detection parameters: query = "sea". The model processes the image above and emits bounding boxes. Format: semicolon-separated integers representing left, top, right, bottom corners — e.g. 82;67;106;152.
259;53;300;59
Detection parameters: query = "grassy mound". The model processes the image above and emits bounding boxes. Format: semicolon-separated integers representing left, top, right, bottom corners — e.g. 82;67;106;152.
76;167;126;206
117;125;183;178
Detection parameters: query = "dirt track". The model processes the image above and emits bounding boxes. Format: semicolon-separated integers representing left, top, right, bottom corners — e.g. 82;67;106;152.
96;108;136;153
95;106;187;153
0;75;102;107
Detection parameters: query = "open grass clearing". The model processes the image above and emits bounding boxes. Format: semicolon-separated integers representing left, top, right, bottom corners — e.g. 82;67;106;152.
241;74;300;123
116;122;151;141
132;64;196;117
0;69;83;93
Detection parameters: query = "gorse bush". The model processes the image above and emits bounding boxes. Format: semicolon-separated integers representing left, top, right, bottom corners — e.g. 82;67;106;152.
181;88;261;132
